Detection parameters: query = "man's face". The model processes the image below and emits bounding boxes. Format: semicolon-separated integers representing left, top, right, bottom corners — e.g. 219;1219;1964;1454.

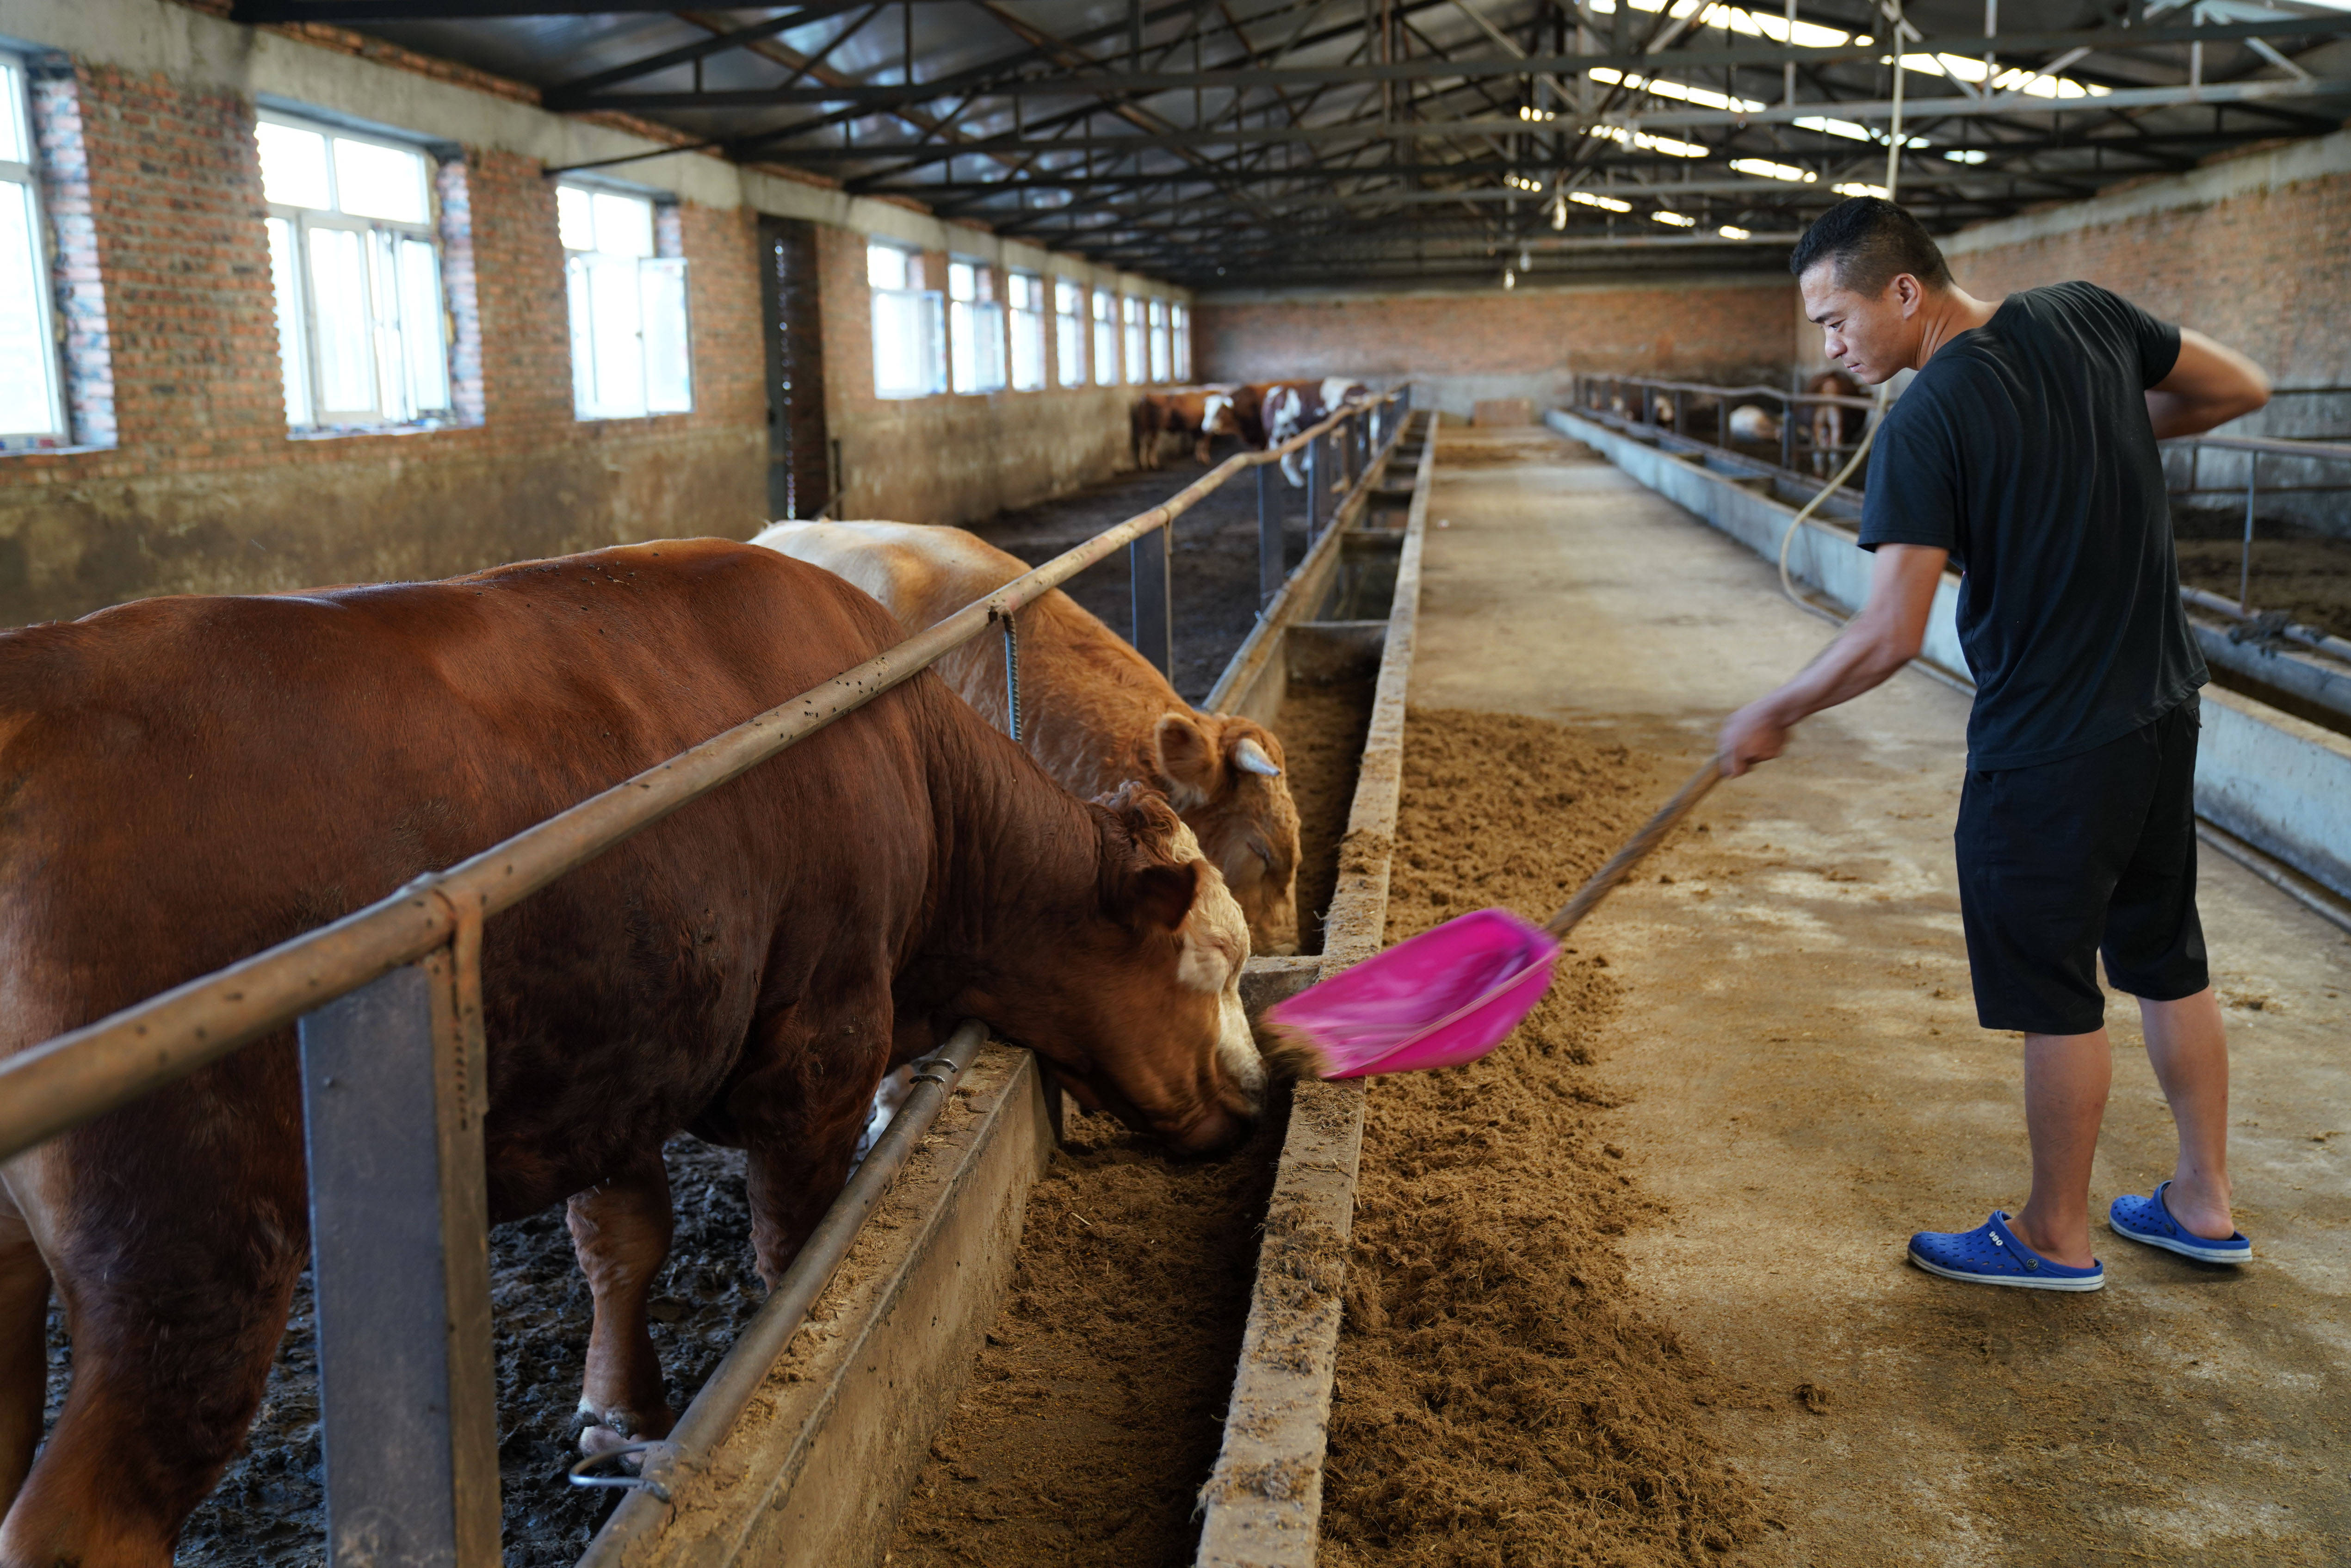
1800;263;1924;385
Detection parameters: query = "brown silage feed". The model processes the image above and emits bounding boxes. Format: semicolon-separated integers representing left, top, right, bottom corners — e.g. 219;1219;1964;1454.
1320;708;1764;1568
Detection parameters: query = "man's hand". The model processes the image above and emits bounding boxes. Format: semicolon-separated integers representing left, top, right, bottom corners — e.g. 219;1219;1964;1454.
1717;544;1950;775
2147;328;2270;440
1720;697;1796;778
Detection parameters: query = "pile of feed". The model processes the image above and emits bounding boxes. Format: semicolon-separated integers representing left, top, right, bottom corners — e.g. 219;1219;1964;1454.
884;1096;1286;1568
1320;709;1764;1566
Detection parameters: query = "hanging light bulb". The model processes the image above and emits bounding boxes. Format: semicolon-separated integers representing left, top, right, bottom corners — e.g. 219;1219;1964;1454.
1519;249;1532;272
1552;194;1567;230
1503;267;1516;290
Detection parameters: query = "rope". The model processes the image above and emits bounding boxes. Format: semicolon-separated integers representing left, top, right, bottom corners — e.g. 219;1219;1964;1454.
1001;612;1022;744
1776;0;1907;616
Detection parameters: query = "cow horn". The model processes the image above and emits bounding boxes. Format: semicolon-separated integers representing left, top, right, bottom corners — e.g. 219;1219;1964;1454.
1233;737;1283;778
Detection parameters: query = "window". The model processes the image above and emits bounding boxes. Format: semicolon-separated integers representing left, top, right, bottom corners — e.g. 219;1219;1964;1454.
559;183;691;420
1054;277;1086;388
1008;272;1046;392
947;259;1005;395
0;57;65;449
1122;297;1146;385
257;114;453;432
1171;303;1191;382
1091;290;1115;387
1148;300;1170;384
869;241;944;399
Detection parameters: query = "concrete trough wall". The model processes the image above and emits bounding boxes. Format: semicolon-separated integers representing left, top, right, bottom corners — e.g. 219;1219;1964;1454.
1547;407;2351;904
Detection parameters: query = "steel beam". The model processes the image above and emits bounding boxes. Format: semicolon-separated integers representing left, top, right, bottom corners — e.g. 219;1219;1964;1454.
1132;526;1174;680
553;16;2351;111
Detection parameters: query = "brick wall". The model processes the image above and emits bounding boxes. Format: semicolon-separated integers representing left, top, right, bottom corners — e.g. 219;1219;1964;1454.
1945;168;2351;396
1194;279;1798;416
0;61;767;627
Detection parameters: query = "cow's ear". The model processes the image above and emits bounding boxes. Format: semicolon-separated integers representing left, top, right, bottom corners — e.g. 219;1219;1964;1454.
1124;857;1204;934
1153;712;1221;803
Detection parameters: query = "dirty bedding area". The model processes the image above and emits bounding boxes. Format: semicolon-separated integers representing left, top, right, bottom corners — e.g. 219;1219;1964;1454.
968;452;1312;703
1320;709;1763;1568
2172;506;2351;643
41;1136;762;1566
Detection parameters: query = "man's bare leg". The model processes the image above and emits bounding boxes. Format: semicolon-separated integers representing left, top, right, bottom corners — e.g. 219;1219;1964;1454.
2139;986;2235;1240
2007;1027;2112;1269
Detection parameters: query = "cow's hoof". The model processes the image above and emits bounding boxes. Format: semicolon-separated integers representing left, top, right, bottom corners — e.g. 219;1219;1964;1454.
573;1400;677;1458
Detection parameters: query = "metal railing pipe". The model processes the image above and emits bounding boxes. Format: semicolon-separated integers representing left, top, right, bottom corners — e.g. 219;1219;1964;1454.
0;390;1399;1167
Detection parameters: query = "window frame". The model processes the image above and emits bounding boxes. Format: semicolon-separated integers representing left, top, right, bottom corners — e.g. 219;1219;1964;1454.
557;180;694;422
1147;298;1170;384
258;109;456;435
1007;271;1046;392
0;55;67;449
869;241;946;400
947;257;1006;395
1054;276;1086;388
1121;296;1146;386
1171;302;1191;381
1091;290;1116;387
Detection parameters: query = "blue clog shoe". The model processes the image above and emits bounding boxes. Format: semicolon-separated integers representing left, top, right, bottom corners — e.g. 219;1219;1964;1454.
2109;1181;2252;1266
1907;1210;2105;1291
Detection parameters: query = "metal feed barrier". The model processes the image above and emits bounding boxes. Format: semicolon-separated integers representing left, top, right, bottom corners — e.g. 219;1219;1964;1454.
1573;370;1877;483
0;388;1404;1568
1576;371;2351;657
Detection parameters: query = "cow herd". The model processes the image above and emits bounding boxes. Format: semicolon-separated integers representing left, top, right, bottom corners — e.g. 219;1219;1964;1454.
0;530;1311;1563
1130;377;1372;478
1605;369;1864;476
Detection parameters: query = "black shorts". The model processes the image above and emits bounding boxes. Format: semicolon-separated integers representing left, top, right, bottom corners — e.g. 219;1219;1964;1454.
1954;695;2209;1036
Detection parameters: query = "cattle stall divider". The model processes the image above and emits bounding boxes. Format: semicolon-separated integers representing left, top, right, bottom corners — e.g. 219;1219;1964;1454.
0;389;1404;1567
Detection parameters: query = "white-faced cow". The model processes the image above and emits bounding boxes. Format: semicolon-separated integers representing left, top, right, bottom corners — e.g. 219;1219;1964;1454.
757;520;1304;956
0;541;1262;1566
1256;378;1369;486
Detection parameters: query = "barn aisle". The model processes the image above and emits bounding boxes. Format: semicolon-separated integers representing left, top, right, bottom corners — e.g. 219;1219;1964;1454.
1405;423;2351;1566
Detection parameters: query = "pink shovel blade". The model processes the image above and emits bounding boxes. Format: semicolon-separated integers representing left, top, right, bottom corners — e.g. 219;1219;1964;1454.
1265;907;1560;1080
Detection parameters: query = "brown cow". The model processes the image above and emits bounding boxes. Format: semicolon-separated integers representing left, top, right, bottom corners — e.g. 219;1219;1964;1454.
0;540;1262;1566
1131;387;1240;469
756;521;1303;955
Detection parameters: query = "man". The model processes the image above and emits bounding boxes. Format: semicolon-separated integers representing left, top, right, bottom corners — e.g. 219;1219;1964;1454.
1720;197;2270;1291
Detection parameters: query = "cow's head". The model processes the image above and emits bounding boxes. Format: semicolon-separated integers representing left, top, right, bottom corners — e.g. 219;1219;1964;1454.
1196;391;1239;463
1151;711;1299;955
968;788;1262;1154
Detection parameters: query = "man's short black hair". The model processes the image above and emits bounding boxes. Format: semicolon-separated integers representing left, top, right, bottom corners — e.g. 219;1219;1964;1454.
1788;196;1952;295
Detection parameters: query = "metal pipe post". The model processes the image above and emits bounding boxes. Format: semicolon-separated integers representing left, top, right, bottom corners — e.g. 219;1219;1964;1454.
1257;460;1282;605
2241;451;2258;614
1132;524;1174;679
1305;434;1324;540
301;949;500;1568
1000;614;1022;742
1781;395;1794;473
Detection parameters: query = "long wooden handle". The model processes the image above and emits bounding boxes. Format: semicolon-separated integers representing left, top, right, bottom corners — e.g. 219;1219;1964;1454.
1543;757;1725;940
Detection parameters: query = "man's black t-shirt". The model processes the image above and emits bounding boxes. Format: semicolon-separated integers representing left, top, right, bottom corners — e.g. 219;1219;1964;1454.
1859;280;2206;770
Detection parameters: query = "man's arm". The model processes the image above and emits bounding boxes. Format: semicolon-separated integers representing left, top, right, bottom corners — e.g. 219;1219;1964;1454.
1718;544;1949;776
2146;327;2271;439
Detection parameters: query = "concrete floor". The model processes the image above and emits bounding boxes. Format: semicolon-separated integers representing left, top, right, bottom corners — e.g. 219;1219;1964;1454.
1410;426;2351;1567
